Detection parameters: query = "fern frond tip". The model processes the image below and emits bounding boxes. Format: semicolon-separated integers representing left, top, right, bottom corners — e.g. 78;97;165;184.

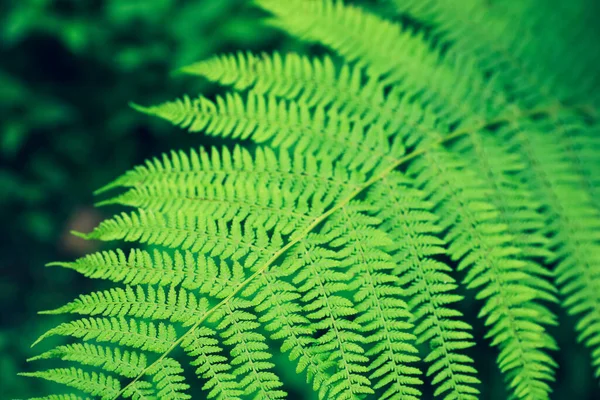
27;352;51;362
94;198;120;208
169;67;188;77
45;261;72;268
129;102;152;114
38;306;69;315
70;230;92;240
94;182;120;195
31;334;49;348
174;64;200;76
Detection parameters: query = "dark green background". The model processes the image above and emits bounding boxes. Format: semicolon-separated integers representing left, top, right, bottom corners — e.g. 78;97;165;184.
1;0;597;398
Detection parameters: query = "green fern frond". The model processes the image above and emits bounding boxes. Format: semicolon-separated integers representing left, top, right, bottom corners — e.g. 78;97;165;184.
146;358;190;400
250;262;332;395
385;0;600;109
29;395;90;400
24;1;600;399
78;209;281;263
257;0;502;123
121;380;155;400
255;2;559;397
96;146;360;235
560;130;600;209
409;146;558;398
256;0;420;80
40;285;208;327
134;95;398;174
291;234;373;399
181;326;244;399
508;127;600;377
179;51;429;143
133;93;313;144
21;368;121;400
369;172;480;399
332;203;422;400
180;51;386;123
34;317;177;353
213;297;287;399
29;344;147;379
95;146;357;200
47;249;209;290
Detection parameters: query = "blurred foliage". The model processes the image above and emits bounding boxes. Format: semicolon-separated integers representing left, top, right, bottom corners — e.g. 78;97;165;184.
0;0;281;252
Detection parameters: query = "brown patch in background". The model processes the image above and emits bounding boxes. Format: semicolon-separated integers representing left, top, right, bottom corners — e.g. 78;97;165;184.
60;207;103;256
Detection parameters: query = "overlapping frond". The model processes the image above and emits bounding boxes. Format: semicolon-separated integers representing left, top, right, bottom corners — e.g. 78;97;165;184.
291;234;373;399
180;51;387;124
249;261;331;395
211;297;286;399
256;0;504;123
33;317;177;353
22;368;120;400
134;95;397;175
332;203;423;400
40;285;208;327
368;172;480;399
411;147;557;398
385;0;600;109
29;344;147;379
506;125;600;377
255;1;560;398
146;358;190;400
180;326;243;400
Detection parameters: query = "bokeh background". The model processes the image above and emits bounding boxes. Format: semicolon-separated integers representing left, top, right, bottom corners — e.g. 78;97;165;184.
1;0;598;399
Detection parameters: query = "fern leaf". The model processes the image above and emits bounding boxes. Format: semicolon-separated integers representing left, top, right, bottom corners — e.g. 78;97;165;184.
385;0;600;109
96;146;360;235
122;381;155;400
567;132;600;208
292;233;372;399
213;297;287;399
180;51;386;124
24;1;600;399
29;344;147;378
249;263;333;396
34;317;177;353
96;146;358;219
20;368;120;399
410;146;558;398
133;93;331;146
256;0;499;123
96;146;356;197
256;0;408;79
52;249;250;298
146;358;191;400
368;172;480;399
40;285;208;327
538;112;600;209
181;326;244;400
28;395;90;400
332;202;423;399
508;127;600;377
242;5;560;393
453;132;553;260
78;209;279;263
135;95;394;174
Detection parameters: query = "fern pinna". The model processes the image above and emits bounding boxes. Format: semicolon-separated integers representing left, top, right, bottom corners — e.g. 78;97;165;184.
23;1;600;399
